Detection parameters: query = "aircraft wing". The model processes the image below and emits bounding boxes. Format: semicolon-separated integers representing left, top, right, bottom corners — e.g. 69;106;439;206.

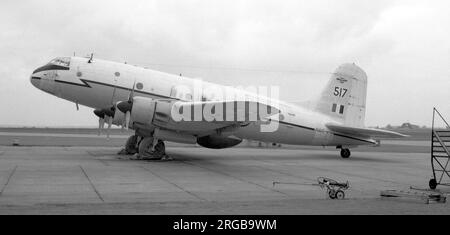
173;100;280;122
147;99;281;136
326;123;408;139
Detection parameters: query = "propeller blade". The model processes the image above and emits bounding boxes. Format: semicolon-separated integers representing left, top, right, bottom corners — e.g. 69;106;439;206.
128;80;136;101
107;115;113;139
125;111;131;130
98;118;105;136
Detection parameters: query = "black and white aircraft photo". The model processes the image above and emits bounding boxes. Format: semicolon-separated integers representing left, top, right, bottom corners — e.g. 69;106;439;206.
1;0;450;224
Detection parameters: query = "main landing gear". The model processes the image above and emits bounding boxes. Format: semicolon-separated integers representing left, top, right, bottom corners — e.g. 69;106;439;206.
339;148;351;159
118;134;171;161
137;137;168;160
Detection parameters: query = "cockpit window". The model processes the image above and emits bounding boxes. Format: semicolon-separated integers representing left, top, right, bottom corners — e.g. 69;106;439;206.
33;57;71;74
49;57;70;67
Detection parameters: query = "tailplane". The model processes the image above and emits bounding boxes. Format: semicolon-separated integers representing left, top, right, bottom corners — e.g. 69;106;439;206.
314;63;368;127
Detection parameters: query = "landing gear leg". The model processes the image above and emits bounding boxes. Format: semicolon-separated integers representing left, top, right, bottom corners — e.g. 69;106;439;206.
138;137;169;160
118;135;139;155
340;148;351;159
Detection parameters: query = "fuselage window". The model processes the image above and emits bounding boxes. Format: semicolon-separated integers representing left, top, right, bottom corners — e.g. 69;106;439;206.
115;72;120;77
332;103;337;113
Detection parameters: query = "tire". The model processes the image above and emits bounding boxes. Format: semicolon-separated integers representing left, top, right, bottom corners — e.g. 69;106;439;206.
152;140;166;159
335;190;345;200
125;135;138;154
340;149;351;159
154;140;165;154
328;189;337;199
138;137;165;160
429;178;438;190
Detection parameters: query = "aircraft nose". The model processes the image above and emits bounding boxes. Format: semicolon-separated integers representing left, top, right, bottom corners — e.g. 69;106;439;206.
30;74;41;88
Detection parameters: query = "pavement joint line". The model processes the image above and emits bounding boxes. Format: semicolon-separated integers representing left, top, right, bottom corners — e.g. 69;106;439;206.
140;165;208;202
0;165;18;196
86;150;110;166
247;156;316;181
178;160;290;197
79;165;104;202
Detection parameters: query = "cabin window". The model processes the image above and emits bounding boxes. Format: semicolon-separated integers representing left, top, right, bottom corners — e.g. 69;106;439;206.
115;72;120;77
136;83;144;90
332;103;337;112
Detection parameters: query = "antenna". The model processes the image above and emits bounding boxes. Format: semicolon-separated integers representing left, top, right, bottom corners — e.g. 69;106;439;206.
88;53;94;63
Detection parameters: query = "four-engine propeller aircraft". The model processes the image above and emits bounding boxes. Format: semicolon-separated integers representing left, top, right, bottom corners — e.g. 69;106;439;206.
30;56;406;159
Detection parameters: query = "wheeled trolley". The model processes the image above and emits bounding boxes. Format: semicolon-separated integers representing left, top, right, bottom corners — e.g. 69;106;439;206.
273;177;350;200
317;177;350;200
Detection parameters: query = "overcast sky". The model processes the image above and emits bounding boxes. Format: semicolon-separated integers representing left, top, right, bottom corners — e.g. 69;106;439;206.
0;0;449;127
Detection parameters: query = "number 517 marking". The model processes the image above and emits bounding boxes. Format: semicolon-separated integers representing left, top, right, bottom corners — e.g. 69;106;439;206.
334;87;348;98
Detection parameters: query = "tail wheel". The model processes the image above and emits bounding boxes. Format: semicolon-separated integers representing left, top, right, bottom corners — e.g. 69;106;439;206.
340;148;351;159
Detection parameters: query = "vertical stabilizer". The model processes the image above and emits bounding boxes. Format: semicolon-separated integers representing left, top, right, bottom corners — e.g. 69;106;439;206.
315;63;368;127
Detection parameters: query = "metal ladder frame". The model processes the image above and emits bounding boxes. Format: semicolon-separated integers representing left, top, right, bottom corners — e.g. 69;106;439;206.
430;108;450;188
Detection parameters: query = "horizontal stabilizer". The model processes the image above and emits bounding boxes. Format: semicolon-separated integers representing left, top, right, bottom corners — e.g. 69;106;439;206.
326;123;408;139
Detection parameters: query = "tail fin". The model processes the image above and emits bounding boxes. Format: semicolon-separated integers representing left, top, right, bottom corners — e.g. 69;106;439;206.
314;63;368;127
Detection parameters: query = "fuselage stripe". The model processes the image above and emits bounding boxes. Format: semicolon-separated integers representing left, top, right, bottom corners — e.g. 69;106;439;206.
54;78;174;100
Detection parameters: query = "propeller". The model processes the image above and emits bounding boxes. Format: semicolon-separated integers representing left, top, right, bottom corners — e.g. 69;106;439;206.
117;81;136;130
94;107;115;137
94;109;106;136
94;81;136;136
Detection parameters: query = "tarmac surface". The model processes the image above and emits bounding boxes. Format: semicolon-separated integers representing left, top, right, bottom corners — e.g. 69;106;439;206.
0;131;449;214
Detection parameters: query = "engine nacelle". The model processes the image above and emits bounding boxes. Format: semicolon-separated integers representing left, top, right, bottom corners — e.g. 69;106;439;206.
197;135;243;149
130;97;173;129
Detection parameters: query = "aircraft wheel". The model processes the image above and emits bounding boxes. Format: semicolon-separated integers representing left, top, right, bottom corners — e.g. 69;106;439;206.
153;140;166;158
340;148;351;159
429;178;438;190
328;189;337;199
335;190;345;200
138;137;164;160
125;135;138;155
